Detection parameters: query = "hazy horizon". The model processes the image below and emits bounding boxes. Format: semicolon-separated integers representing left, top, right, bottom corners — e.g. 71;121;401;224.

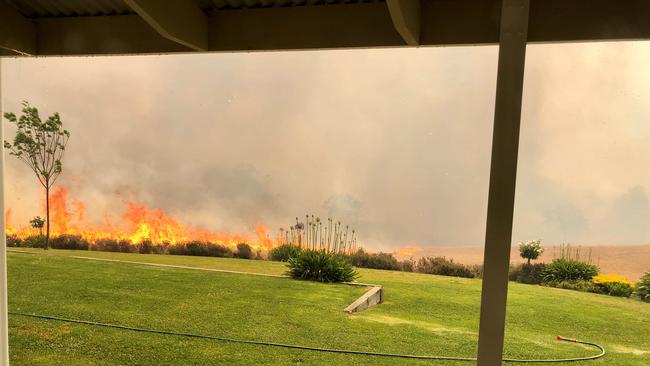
3;41;650;252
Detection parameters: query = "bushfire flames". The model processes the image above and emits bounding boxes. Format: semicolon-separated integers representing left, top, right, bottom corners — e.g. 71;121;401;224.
6;187;275;251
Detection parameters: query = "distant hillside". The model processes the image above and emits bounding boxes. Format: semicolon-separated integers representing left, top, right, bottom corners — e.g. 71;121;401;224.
395;244;650;281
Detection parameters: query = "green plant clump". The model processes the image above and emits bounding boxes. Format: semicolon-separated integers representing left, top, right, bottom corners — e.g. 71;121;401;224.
269;244;302;262
348;249;401;270
633;271;650;302
542;258;598;284
550;280;598;293
599;281;634;297
509;263;546;284
286;249;358;283
415;256;475;278
20;235;47;249
6;235;22;247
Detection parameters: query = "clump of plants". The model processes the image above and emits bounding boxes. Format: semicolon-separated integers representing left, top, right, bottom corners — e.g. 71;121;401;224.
277;215;358;255
6;235;22;248
91;239;135;253
542;244;598;284
269;244;302;262
20;235;47;248
234;243;254;259
633;271;650;302
49;234;90;250
551;279;598;293
543;258;598;284
286;250;358;283
137;240;168;254
509;263;546;284
348;249;401;270
415;256;475;278
592;274;634;297
168;241;234;258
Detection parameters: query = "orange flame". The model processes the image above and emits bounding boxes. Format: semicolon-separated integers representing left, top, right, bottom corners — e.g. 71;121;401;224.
393;245;426;258
7;186;277;251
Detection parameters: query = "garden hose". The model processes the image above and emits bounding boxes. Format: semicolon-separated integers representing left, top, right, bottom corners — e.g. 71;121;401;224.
10;312;605;363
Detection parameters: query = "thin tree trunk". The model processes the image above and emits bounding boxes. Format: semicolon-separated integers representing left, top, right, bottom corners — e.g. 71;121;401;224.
45;184;50;250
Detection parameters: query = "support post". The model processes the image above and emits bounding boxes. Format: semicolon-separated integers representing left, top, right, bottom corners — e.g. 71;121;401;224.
386;0;421;46
123;0;208;51
0;59;8;366
476;1;529;365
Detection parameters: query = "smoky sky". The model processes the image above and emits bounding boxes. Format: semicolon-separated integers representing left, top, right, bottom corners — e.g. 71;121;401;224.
3;42;650;251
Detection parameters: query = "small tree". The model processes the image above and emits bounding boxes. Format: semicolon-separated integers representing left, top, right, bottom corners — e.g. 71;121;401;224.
4;101;70;249
30;216;45;236
519;239;544;265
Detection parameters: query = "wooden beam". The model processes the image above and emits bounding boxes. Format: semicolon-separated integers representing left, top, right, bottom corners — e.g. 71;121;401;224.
124;0;208;51
5;0;650;57
36;15;187;56
386;0;421;46
208;3;403;51
0;2;36;56
477;0;529;365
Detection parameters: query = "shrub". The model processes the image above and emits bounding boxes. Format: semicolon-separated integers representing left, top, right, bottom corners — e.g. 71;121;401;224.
235;243;254;259
519;240;544;264
468;264;484;279
137;240;167;254
6;235;22;247
269;244;302;262
415;257;474;278
21;235;47;248
287;249;358;283
509;263;546;284
633;271;650;302
49;235;90;250
542;258;598;283
348;249;401;270
593;274;634;297
400;258;416;272
168;241;233;258
550;280;598;293
91;239;135;253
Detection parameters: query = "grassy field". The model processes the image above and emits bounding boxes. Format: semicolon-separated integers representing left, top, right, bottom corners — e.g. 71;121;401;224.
7;249;650;365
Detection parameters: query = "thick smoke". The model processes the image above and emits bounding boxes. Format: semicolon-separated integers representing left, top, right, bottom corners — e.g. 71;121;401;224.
3;42;650;251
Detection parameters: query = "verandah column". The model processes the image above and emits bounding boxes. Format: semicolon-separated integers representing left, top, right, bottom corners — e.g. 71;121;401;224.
476;0;529;365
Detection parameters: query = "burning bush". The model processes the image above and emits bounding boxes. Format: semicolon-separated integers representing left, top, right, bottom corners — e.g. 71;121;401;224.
235;243;254;259
348;249;400;270
49;235;90;250
269;244;302;262
287;249;357;283
415;257;475;278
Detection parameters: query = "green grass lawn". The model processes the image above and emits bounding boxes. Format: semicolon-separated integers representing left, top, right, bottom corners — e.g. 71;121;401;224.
7;248;650;365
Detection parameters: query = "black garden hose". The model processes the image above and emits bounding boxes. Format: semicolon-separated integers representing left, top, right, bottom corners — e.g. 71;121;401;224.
10;312;605;363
